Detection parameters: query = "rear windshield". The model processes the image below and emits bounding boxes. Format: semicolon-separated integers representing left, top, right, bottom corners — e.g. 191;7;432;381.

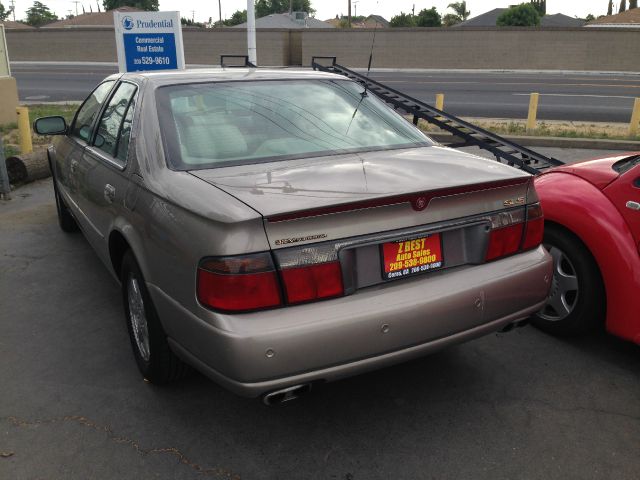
156;79;433;170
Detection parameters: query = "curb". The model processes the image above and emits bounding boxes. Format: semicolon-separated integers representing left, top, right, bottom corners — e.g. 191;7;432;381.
428;132;640;152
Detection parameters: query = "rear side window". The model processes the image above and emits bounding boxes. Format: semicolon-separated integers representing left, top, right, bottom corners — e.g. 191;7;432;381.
94;82;137;162
70;81;115;143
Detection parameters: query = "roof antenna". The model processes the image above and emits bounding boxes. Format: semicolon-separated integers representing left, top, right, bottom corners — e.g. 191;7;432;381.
363;4;380;97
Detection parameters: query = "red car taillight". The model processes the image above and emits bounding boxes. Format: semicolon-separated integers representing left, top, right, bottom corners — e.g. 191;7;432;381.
522;203;544;251
485;202;544;262
197;251;345;312
280;261;344;304
197;253;282;312
486;223;525;261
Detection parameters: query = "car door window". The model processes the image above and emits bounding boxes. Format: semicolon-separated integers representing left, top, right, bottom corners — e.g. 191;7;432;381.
116;96;136;163
93;82;137;162
70;81;115;143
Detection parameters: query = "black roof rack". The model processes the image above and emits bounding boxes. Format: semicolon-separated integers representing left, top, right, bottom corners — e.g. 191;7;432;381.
312;56;563;175
220;55;257;68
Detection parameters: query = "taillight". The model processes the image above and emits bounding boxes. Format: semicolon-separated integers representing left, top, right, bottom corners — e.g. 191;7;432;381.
280;261;344;304
485;202;544;261
486;223;524;261
197;249;345;312
522;203;544;251
197;253;282;312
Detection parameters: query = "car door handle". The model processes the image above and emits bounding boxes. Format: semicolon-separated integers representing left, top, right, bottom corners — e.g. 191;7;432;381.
626;201;640;211
70;159;78;174
104;184;116;203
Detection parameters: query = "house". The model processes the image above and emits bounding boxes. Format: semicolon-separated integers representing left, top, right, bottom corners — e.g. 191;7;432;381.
42;6;142;28
325;14;389;28
586;8;640;28
455;8;585;27
233;12;334;29
0;20;35;29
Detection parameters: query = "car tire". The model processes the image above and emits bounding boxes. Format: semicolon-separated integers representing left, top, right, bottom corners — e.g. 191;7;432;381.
121;250;189;384
531;224;606;336
53;182;79;233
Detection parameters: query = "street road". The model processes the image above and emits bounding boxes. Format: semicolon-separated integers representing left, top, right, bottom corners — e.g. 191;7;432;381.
1;158;639;479
11;62;640;123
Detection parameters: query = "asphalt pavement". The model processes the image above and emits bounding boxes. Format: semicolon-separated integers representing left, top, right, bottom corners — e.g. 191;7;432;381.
1;156;639;479
11;62;640;123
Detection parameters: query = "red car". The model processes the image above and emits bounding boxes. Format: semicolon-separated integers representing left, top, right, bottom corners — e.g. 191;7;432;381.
532;153;640;344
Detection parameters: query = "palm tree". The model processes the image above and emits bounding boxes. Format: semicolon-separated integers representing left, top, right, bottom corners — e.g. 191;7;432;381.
448;1;470;21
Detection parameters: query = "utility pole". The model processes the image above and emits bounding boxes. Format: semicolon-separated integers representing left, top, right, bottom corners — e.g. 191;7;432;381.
218;0;222;24
191;10;195;22
354;0;359;18
72;0;80;16
289;0;293;14
9;0;15;21
247;0;257;66
348;0;351;27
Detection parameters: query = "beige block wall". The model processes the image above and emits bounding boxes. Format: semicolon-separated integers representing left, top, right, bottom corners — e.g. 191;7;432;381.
5;28;290;66
0;76;19;125
301;28;640;72
5;27;640;72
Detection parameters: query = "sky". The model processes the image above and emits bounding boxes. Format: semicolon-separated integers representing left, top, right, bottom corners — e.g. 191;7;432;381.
13;0;615;24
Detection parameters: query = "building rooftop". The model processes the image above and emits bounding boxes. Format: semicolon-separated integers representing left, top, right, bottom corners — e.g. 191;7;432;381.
43;6;142;28
455;8;585;27
586;8;640;27
233;12;334;29
0;20;35;29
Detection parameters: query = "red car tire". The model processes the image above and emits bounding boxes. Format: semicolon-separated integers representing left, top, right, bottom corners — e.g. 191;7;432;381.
531;224;606;336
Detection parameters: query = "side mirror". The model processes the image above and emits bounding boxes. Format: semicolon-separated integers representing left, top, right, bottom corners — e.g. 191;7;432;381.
33;116;67;136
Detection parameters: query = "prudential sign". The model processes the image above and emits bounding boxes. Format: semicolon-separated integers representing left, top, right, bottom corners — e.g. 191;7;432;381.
114;11;185;73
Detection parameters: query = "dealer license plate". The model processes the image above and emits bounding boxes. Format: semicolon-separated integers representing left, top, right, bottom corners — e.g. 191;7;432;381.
381;234;443;280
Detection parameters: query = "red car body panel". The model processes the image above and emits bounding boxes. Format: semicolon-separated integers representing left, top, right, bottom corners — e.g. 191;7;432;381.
535;160;640;345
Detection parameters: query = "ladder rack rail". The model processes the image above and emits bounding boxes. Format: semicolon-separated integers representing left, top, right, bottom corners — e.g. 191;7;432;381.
311;57;564;175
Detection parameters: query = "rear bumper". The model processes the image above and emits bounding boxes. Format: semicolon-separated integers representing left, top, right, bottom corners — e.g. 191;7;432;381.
151;246;552;397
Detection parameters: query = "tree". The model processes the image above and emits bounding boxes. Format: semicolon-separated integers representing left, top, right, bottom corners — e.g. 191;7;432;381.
255;0;314;17
389;12;416;27
448;1;470;21
584;13;596;21
25;1;58;26
416;7;441;27
442;13;460;26
530;0;546;15
102;0;158;11
223;9;247;26
607;0;613;15
496;3;541;26
630;0;638;8
619;0;627;12
0;1;11;21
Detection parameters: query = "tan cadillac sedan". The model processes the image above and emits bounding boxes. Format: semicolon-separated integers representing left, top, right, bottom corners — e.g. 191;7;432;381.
35;69;552;404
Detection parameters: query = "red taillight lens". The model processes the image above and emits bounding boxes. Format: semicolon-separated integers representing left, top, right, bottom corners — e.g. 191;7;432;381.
280;261;344;304
485;223;524;261
522;203;544;251
197;253;282;312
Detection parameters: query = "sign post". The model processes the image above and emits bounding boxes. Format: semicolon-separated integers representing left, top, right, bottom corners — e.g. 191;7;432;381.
113;11;185;73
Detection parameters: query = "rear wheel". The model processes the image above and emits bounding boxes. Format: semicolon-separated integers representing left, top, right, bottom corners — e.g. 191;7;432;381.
531;225;606;336
121;250;189;383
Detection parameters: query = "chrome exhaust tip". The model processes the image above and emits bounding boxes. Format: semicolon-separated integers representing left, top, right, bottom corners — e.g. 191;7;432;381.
262;383;312;406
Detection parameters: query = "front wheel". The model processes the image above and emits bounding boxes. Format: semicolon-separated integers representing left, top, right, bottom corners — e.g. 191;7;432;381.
121;251;189;383
531;225;606;336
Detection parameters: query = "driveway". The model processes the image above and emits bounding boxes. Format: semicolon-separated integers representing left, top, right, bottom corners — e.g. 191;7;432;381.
1;178;639;480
